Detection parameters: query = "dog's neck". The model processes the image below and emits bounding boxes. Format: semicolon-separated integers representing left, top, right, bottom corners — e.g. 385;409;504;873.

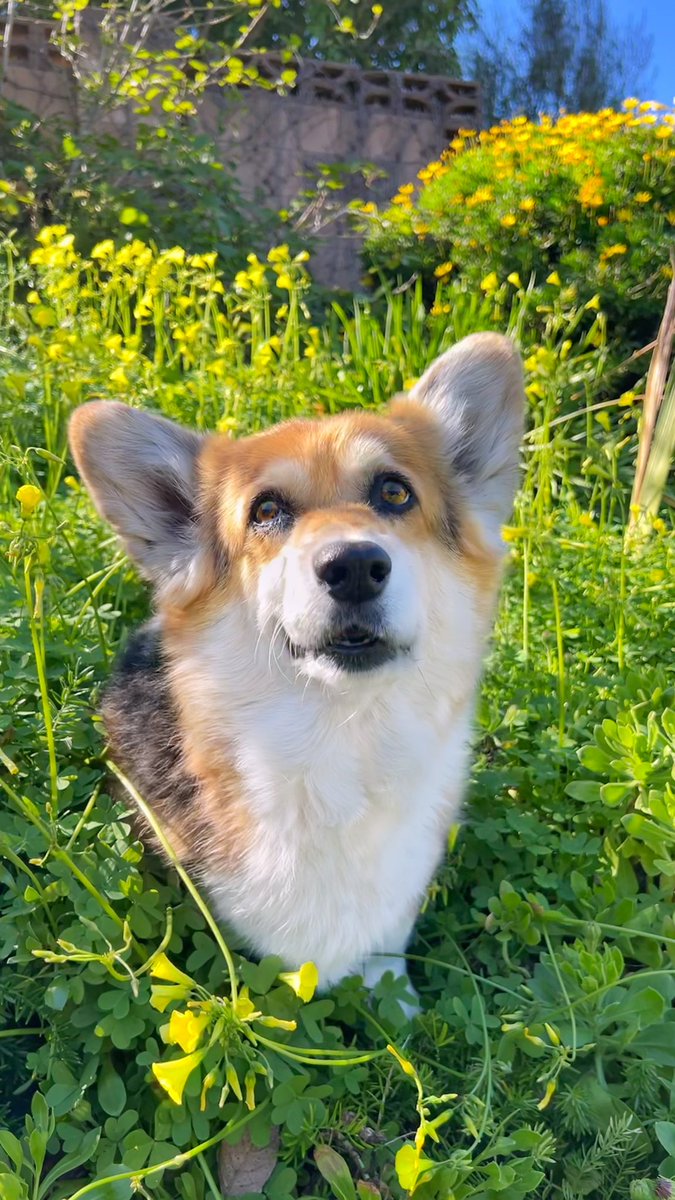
162;607;480;832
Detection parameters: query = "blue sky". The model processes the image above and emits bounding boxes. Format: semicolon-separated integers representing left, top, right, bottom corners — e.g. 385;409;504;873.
612;0;675;104
466;0;675;107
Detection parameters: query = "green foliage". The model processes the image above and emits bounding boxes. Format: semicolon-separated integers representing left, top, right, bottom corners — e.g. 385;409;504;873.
260;0;475;73
363;103;675;351
0;96;284;271
0;226;673;1198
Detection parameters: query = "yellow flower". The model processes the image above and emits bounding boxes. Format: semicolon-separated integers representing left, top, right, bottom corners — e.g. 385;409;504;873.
618;390;636;406
16;484;43;517
372;3;383;14
234;987;260;1021
546;271;561;286
267;244;290;263
149;983;192;1013
150;953;194;988
278;961;319;1002
544;1022;561;1046
434;260;454;278
91;239;115;260
623;97;639;109
167;1009;210;1053
578;176;604;207
537;1079;557;1111
600;243;627;260
152;1049;204;1105
276;272;293;290
585;294;601;311
507;272;522;287
635;191;652;203
579;513;596;528
161;246;186;265
109;367;129;389
501;525;527;542
519;197;535;213
480;271;499;293
500;213;517;227
395;1144;435;1193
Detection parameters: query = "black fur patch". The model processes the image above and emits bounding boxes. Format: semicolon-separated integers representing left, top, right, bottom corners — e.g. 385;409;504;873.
101;623;198;848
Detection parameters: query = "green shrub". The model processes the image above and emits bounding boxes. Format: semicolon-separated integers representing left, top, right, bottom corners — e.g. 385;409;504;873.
0;98;283;271
362;102;675;350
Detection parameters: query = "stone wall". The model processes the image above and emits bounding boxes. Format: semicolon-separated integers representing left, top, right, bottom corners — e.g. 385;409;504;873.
0;17;75;119
0;21;480;287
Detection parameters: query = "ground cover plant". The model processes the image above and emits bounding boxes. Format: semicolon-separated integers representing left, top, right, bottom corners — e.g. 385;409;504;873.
0;217;674;1200
362;102;675;352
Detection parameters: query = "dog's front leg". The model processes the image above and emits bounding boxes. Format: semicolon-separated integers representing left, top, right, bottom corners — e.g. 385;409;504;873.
361;922;421;1021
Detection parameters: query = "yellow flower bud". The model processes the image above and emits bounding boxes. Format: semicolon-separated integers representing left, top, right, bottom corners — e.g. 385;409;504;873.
16;484;43;517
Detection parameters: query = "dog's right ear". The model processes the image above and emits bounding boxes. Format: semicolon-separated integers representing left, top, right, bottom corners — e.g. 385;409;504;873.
69;401;206;601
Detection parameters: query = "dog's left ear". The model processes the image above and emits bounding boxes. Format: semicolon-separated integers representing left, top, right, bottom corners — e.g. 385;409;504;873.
408;332;525;545
68;400;209;604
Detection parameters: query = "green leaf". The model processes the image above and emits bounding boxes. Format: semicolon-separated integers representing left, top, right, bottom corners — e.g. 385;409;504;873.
655;1121;675;1156
119;206;149;226
38;1128;100;1198
632;1018;675;1066
44;981;69;1011
0;1173;28;1200
600;782;633;806
565;781;602;803
98;1062;127;1117
577;745;612;773
314;1146;357;1200
62;135;81;159
0;1135;22;1174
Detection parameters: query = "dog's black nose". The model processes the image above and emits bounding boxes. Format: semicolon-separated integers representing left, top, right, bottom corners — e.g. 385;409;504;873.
314;541;392;603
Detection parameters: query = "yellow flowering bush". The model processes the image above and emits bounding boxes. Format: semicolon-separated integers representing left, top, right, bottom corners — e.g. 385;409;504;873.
364;101;675;347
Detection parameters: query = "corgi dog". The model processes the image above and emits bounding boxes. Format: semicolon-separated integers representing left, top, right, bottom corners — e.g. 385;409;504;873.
68;332;524;999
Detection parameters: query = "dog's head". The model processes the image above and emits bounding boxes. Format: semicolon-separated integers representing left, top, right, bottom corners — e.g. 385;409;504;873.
69;333;524;692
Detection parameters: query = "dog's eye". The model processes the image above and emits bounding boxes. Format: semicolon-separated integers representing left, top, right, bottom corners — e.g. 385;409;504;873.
250;494;292;529
372;474;416;514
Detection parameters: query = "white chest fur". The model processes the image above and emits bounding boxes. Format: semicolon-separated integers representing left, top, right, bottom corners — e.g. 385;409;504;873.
197;674;472;986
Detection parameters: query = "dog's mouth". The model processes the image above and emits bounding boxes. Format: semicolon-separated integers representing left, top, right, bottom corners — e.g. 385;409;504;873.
286;624;404;672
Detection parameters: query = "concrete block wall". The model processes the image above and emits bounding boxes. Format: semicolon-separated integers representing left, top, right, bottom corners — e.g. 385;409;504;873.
0;23;480;287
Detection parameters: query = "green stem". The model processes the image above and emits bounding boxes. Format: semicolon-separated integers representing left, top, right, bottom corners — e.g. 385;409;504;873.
24;557;58;814
65;1101;267;1200
522;537;530;660
0;1027;44;1039
0;843;59;938
0;775;128;937
550;577;565;745
109;761;239;1004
